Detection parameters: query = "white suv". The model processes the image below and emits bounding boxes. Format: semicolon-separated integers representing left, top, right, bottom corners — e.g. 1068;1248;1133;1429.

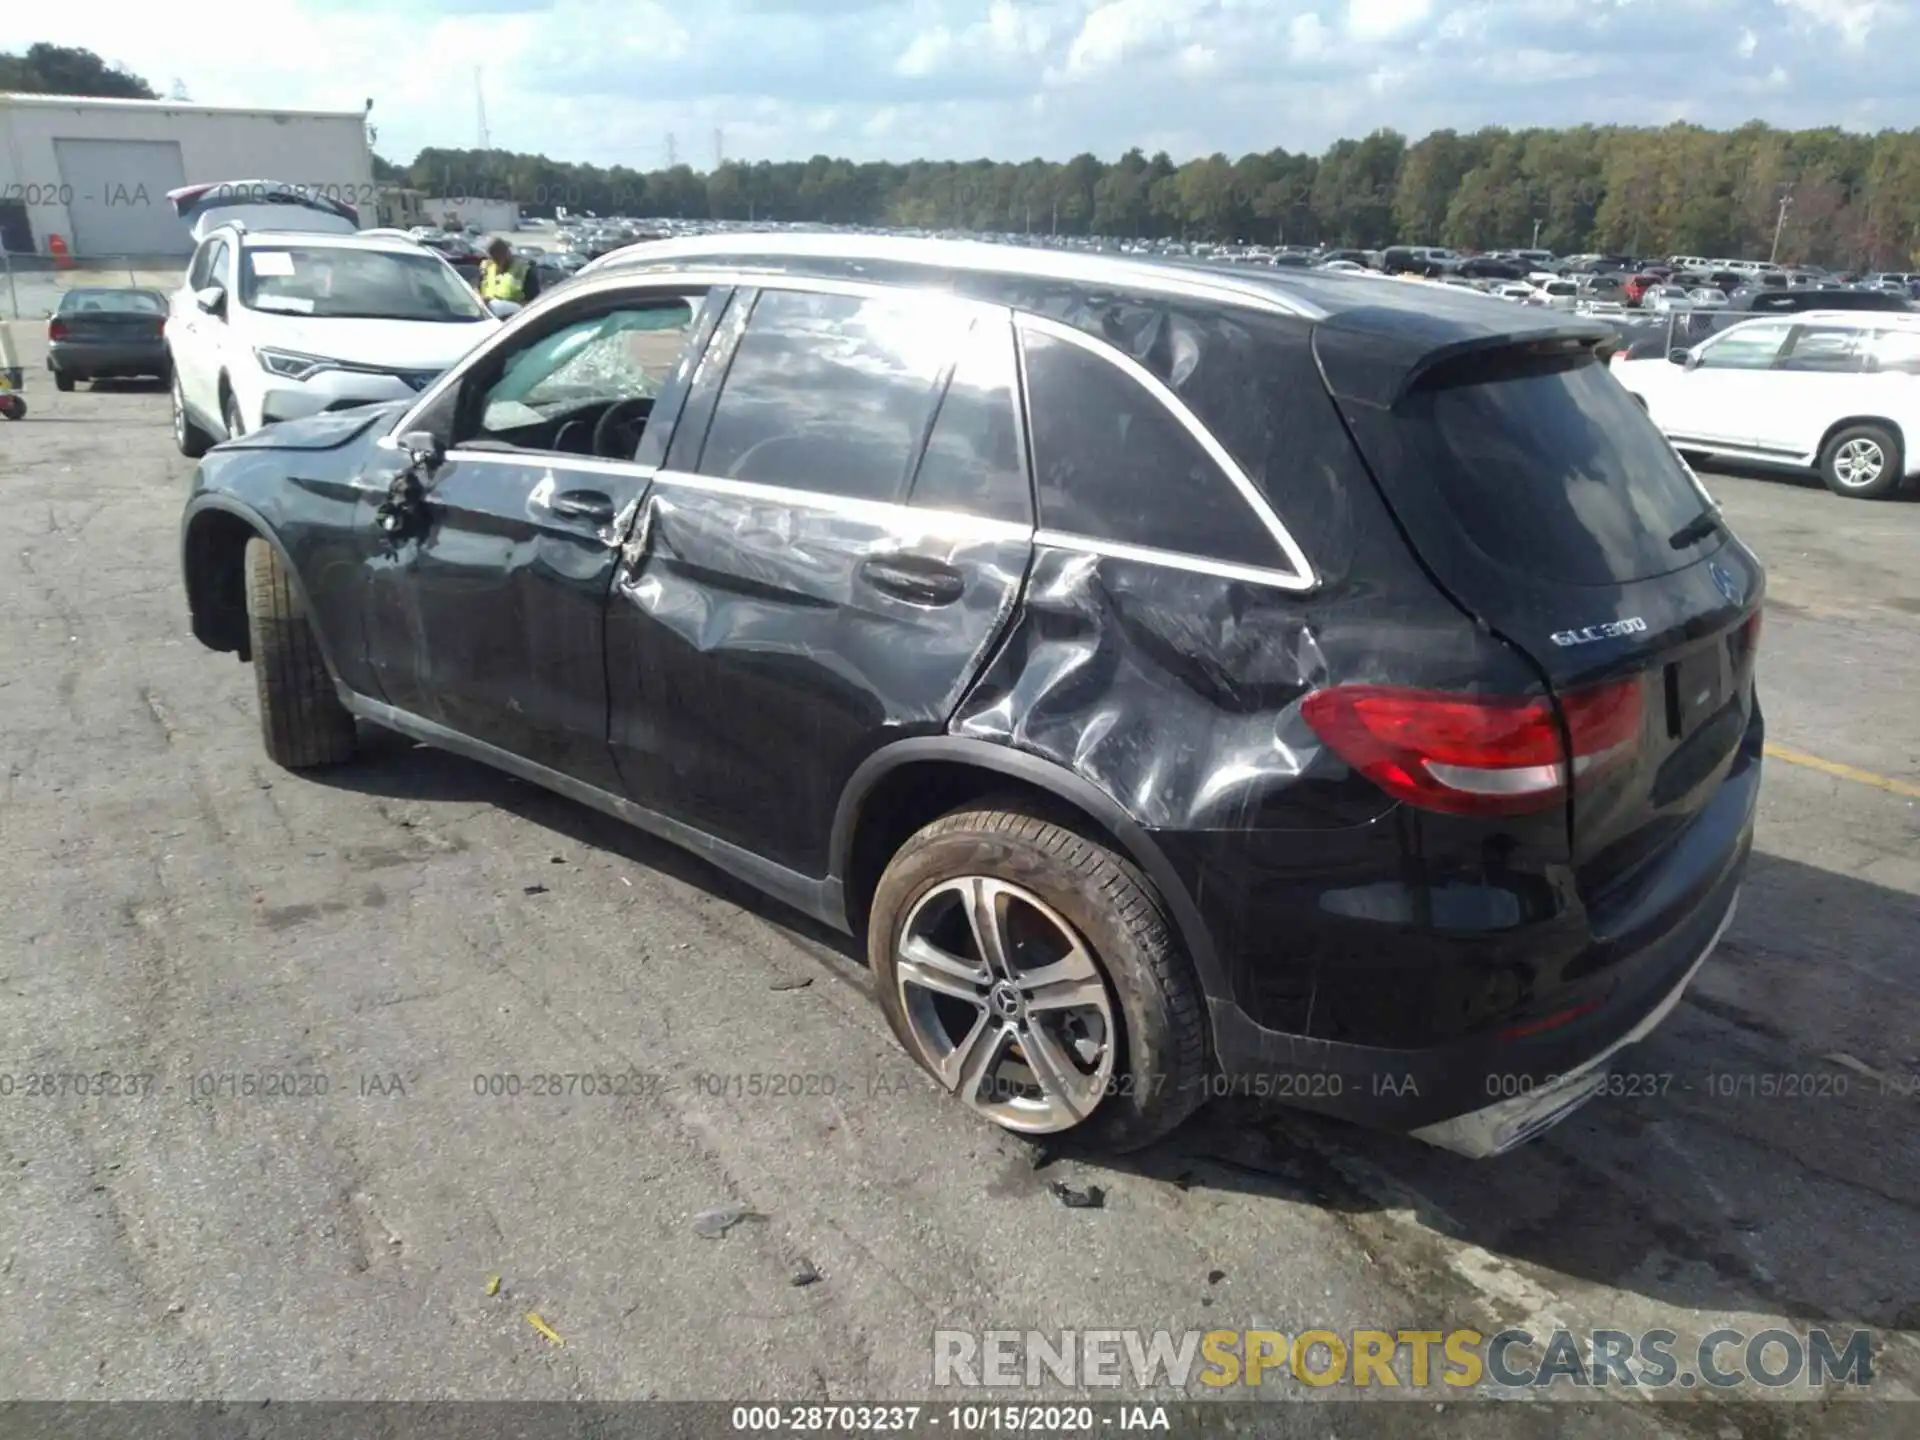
165;182;499;456
1611;310;1920;498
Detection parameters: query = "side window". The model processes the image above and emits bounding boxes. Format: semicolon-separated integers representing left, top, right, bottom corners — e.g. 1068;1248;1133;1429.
1776;326;1865;373
186;239;216;291
1864;329;1920;375
202;241;231;292
464;292;706;457
1696;323;1790;370
1018;323;1289;571
906;312;1030;526
695;288;963;503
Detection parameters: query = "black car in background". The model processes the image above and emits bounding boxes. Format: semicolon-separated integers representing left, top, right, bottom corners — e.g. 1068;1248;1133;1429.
179;236;1763;1159
46;287;172;389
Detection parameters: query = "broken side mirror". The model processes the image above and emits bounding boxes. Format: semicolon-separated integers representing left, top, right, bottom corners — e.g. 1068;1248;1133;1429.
1667;348;1695;368
399;429;445;471
195;285;227;318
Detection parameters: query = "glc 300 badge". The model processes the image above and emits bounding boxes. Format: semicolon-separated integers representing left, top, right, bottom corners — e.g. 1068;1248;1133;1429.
1551;617;1648;647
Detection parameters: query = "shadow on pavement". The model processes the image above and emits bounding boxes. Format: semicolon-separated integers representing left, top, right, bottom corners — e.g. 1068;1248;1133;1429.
306;729;1920;1340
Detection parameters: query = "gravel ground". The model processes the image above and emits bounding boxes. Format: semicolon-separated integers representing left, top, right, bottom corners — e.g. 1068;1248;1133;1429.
0;326;1915;1436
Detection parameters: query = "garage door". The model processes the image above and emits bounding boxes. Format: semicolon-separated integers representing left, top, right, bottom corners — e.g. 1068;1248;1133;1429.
53;139;192;259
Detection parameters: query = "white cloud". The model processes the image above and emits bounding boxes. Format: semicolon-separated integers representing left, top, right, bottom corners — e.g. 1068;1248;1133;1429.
1346;0;1433;42
15;0;1920;170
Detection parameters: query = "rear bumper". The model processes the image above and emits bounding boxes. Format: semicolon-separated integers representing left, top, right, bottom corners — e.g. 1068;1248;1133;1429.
1408;891;1736;1155
48;340;169;376
1203;725;1760;1156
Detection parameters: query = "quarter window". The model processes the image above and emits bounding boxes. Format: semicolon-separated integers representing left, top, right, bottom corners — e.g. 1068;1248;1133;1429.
1018;324;1289;571
696;289;966;503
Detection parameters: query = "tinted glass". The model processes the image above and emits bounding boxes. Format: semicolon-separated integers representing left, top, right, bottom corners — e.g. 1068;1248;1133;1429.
1697;324;1790;369
698;289;962;502
907;314;1029;525
1778;325;1865;373
1019;327;1287;570
1401;353;1714;585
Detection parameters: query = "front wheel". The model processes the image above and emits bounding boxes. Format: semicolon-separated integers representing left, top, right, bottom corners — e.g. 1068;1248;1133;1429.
1820;423;1902;499
172;370;210;457
868;804;1208;1153
244;538;356;769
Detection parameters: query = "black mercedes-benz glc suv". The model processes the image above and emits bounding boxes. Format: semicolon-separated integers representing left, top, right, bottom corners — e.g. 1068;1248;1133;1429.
181;233;1763;1157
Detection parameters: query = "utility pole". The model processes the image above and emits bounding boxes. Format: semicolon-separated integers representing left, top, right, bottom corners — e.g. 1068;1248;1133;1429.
665;132;678;169
1770;189;1794;265
713;127;724;172
474;68;489;150
1532;217;1543;249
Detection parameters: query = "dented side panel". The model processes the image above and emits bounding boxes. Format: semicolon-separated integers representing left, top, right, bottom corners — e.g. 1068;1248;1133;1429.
606;478;1030;876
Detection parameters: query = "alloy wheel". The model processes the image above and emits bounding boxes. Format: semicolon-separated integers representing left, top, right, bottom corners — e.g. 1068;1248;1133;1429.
894;876;1117;1134
1832;438;1885;489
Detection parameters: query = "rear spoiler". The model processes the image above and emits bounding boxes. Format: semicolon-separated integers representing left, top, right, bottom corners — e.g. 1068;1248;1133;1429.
168;181;360;242
1315;319;1614;410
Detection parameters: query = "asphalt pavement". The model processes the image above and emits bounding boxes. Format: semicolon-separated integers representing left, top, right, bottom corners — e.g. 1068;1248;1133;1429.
0;328;1915;1435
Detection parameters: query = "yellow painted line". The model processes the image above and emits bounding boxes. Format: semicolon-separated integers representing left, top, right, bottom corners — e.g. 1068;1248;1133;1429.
1765;743;1920;801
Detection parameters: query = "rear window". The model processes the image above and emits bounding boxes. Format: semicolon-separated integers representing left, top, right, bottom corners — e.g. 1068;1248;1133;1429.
59;289;166;315
1399;349;1716;585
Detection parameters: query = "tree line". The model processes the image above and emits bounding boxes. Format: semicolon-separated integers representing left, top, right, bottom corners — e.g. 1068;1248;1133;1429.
9;46;1919;268
389;124;1920;269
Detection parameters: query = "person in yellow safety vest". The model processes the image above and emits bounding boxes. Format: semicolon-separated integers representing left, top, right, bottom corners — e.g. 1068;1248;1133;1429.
479;238;541;306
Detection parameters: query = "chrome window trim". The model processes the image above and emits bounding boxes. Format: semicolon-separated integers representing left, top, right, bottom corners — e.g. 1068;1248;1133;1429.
432;449;661;483
581;231;1325;321
647;466;1035;545
1016;313;1318;591
1033;529;1314;591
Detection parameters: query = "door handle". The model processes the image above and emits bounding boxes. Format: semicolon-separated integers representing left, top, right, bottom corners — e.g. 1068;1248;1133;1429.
550;489;616;524
858;554;966;607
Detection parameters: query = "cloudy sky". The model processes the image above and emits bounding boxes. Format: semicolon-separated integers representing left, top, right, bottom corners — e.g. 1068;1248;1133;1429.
24;0;1919;169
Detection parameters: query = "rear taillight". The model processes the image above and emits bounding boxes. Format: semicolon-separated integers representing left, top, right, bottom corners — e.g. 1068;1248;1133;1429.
1301;677;1645;816
48;318;68;341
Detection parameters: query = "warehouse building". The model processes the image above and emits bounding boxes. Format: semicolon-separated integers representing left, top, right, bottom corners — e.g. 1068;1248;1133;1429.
0;93;373;260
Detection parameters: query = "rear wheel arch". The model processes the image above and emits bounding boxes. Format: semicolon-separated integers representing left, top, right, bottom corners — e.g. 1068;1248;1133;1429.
1815;414;1904;462
832;738;1227;1005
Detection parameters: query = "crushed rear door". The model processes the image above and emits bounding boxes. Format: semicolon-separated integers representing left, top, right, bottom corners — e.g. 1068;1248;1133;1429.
1318;329;1764;903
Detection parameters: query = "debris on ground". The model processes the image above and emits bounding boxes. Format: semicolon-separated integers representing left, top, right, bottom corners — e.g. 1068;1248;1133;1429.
1048;1180;1105;1209
769;976;813;991
1207;1269;1226;1285
485;1274;501;1297
791;1259;821;1287
1172;1170;1195;1191
525;1311;564;1346
1028;1143;1058;1172
523;884;549;896
550;855;566;865
693;1204;766;1238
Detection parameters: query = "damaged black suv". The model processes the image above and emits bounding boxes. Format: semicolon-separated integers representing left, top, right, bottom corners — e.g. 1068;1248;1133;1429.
181;234;1764;1157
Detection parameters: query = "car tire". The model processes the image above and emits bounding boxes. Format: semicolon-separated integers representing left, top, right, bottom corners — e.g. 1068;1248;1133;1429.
1819;423;1902;499
53;371;75;393
868;802;1207;1153
244;537;356;769
172;370;211;458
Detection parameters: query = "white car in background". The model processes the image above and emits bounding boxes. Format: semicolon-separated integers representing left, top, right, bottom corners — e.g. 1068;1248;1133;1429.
164;182;500;456
1611;310;1920;498
1688;288;1728;309
1643;285;1695;315
1530;278;1580;310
